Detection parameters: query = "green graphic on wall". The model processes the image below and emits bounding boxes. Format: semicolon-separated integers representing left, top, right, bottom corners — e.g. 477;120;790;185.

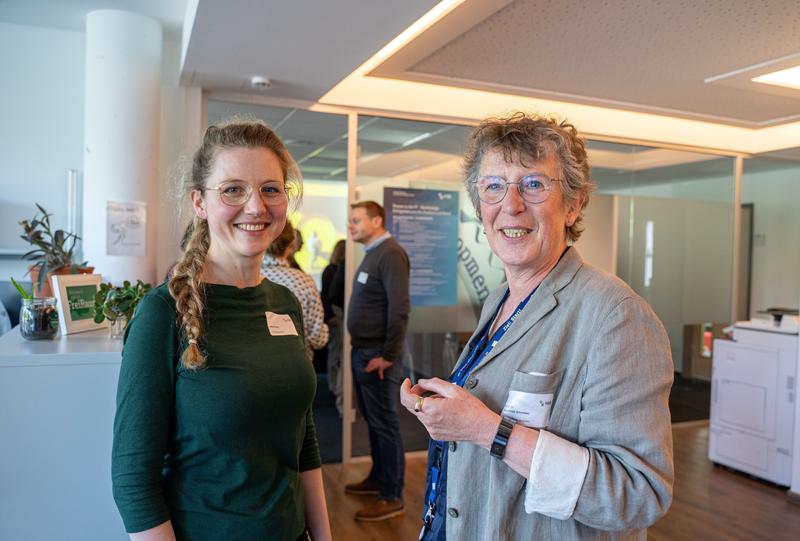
67;285;97;321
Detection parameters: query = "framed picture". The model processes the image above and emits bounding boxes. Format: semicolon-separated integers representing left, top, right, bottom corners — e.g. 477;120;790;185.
51;274;105;334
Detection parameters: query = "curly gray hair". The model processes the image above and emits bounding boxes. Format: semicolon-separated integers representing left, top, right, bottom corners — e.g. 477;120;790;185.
463;112;595;242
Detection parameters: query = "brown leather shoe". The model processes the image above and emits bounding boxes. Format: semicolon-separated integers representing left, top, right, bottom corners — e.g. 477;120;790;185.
354;498;405;521
344;477;380;496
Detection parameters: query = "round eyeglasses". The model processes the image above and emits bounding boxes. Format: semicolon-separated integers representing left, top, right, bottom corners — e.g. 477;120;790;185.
474;174;562;205
205;180;289;207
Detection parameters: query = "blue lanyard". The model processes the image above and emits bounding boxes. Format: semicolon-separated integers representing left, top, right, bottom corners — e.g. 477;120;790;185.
419;287;535;540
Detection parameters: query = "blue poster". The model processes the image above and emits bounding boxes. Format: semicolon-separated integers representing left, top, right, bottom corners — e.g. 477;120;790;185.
384;187;459;306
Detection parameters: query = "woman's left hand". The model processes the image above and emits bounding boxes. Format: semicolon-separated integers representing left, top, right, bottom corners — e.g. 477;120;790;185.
400;377;500;447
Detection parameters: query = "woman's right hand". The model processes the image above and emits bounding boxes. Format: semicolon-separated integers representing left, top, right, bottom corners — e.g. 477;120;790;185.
400;378;500;448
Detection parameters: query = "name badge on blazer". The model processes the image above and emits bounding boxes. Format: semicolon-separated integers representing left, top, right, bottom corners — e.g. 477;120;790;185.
265;312;299;336
502;390;553;428
502;369;560;428
357;271;369;284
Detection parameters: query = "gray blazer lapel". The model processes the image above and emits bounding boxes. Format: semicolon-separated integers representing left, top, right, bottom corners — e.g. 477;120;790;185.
473;248;584;372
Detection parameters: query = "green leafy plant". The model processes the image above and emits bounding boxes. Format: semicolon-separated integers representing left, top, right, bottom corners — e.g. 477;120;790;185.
10;277;33;301
19;203;88;291
93;280;152;324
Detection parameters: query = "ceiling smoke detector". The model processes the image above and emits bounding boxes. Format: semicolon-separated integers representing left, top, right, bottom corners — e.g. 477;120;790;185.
250;76;272;90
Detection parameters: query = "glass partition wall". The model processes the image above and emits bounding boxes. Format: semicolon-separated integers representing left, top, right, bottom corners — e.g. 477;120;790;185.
352;116;495;456
205;99;743;461
588;141;736;381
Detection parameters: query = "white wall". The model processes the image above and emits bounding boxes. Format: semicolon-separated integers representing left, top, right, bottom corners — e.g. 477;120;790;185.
0;21;196;286
741;166;800;313
0;23;85;280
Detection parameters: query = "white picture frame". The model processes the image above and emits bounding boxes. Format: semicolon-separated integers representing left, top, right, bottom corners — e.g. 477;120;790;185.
50;274;105;335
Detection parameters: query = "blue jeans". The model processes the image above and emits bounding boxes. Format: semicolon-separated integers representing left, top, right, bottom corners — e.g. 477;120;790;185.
351;347;405;500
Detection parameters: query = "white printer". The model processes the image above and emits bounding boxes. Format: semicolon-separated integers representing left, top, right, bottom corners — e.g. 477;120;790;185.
708;310;799;485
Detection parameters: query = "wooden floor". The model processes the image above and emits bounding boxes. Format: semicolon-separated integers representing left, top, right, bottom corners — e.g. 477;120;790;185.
322;422;800;540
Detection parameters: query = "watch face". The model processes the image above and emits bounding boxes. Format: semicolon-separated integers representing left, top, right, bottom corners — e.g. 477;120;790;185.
490;442;504;458
490;417;515;458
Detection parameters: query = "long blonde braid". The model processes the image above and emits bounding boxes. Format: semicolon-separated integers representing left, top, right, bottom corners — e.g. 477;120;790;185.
168;217;210;369
168;118;303;369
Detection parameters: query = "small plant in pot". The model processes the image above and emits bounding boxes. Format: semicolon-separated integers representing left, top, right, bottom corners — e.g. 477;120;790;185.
11;277;59;340
19;203;93;297
94;280;152;338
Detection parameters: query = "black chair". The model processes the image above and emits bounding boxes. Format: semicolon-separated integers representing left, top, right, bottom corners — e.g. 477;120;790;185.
0;280;31;328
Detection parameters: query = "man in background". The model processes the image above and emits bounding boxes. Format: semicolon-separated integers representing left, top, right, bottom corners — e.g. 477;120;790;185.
345;200;410;522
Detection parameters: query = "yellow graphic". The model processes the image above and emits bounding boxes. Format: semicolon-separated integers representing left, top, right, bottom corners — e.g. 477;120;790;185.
289;213;345;273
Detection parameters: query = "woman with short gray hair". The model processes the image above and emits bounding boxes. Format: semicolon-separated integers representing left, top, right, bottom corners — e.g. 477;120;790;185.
402;112;674;540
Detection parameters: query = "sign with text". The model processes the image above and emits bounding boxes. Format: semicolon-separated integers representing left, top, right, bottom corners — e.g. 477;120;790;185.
50;273;105;334
385;188;459;306
66;285;96;321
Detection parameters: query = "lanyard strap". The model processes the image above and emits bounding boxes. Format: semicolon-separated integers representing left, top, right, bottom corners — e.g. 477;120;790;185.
419;287;535;540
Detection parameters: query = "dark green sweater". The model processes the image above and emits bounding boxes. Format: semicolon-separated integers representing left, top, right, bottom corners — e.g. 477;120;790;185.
112;281;320;541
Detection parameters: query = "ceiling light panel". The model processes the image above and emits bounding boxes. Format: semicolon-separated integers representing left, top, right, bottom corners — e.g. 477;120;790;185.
752;65;800;90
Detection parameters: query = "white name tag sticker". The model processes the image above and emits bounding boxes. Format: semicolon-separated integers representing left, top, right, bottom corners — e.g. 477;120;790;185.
357;271;369;284
502;390;553;428
265;312;298;336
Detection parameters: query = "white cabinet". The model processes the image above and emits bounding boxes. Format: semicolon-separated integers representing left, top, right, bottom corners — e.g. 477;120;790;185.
0;327;126;541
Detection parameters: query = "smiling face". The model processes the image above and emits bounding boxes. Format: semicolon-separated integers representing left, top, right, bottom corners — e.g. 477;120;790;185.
191;146;287;265
478;149;579;279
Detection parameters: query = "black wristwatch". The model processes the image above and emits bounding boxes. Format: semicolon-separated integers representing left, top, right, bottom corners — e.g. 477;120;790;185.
490;416;516;459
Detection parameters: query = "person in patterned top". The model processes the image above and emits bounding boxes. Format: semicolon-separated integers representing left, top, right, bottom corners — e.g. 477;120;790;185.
262;222;329;361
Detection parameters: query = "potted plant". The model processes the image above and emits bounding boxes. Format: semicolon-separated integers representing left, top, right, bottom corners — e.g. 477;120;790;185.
11;277;59;340
19;203;93;297
93;280;152;338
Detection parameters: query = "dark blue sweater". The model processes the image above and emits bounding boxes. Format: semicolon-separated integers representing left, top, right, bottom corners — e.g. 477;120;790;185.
346;236;410;361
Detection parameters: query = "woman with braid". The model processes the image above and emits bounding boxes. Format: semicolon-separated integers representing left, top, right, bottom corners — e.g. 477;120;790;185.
112;120;331;541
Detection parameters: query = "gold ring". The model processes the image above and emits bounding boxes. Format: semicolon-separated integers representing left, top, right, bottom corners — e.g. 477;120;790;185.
414;396;425;413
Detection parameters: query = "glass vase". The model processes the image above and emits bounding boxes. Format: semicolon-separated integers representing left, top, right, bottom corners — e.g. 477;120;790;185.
19;297;59;340
108;315;128;339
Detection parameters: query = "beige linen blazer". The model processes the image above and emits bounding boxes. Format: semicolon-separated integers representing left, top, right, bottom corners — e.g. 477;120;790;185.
444;247;674;540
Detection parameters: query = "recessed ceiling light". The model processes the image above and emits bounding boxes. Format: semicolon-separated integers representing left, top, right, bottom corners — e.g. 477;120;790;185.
752;66;800;90
250;75;271;90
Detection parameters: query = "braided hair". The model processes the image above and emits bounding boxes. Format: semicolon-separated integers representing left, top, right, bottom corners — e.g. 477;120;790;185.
169;119;302;369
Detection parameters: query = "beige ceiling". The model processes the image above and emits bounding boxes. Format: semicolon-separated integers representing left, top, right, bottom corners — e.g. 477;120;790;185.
369;0;800;128
9;0;797;152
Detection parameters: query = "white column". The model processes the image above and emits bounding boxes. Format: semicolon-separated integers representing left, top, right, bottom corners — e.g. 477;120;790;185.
342;111;358;464
83;10;162;285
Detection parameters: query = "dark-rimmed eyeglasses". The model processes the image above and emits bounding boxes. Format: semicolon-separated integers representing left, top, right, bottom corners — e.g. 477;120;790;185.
205;180;289;207
473;174;562;205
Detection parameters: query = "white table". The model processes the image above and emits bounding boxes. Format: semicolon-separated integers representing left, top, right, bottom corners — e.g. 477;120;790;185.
0;327;127;540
